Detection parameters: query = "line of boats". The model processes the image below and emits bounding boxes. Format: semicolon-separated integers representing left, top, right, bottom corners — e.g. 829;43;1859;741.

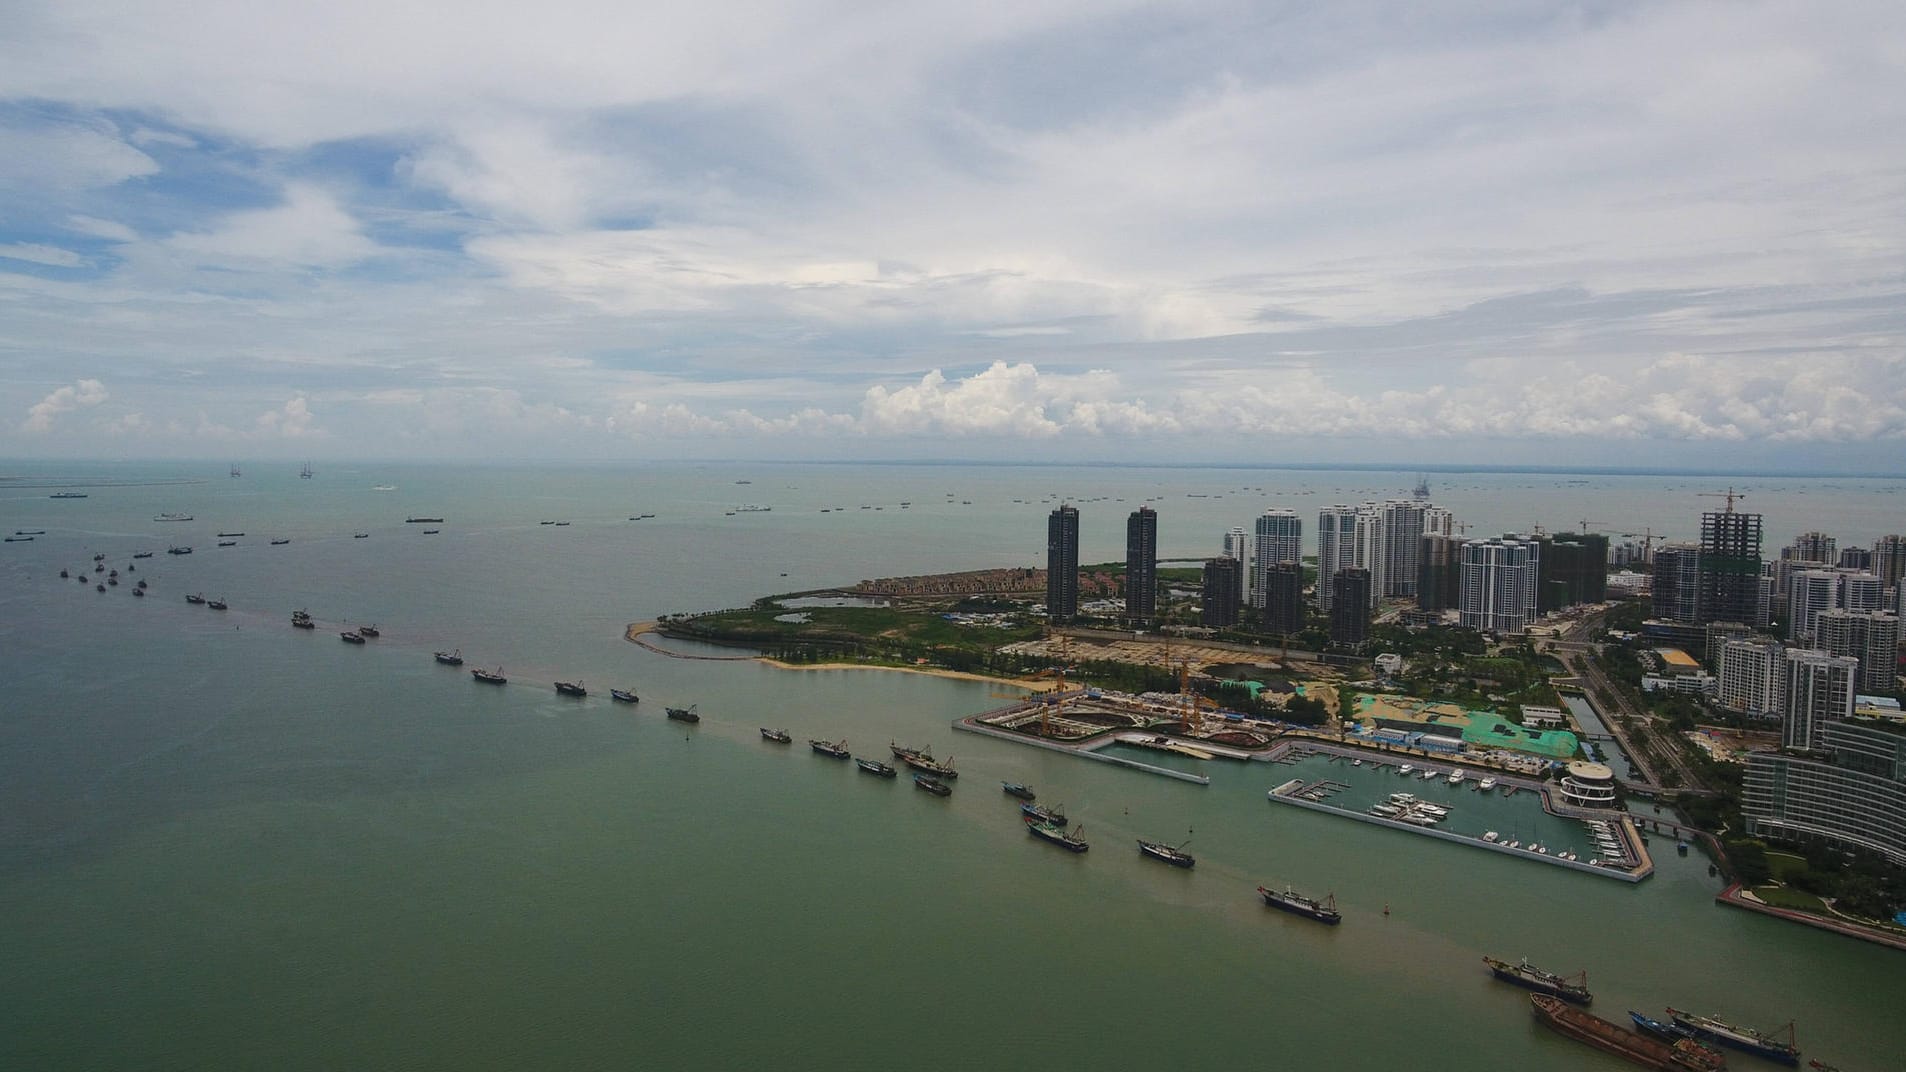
1386;762;1498;792
1489;955;1804;1068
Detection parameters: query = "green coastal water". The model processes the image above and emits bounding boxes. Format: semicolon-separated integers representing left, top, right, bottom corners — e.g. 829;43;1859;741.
2;462;1902;1070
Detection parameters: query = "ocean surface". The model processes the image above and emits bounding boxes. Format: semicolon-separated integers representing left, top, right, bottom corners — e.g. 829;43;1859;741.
1;460;1901;1070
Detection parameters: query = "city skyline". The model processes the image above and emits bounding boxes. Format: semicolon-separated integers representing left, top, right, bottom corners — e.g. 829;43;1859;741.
4;3;1906;467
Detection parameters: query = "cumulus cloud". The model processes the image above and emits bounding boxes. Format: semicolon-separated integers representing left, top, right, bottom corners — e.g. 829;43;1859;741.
168;185;376;268
254;396;319;438
22;378;108;432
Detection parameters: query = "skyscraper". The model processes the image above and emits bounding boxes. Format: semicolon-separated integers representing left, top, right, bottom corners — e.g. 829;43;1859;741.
1200;557;1242;628
1222;526;1249;563
1416;533;1463;612
1652;543;1701;622
1816;610;1901;693
1536;532;1610;612
1125;507;1158;621
1459;536;1541;634
1262;561;1304;636
1045;505;1079;621
1789;569;1841;645
1250;510;1301;611
1781;648;1858;751
1316;505;1360;613
1329;568;1370;648
1873;534;1906;593
1718;637;1785;719
1375;499;1427;598
1698;507;1763;626
1786;531;1837;565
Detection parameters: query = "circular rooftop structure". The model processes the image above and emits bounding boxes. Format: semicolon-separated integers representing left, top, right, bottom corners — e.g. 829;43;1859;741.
1560;760;1618;809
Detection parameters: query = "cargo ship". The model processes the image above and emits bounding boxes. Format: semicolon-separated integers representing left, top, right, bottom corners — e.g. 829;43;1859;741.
1666;1008;1799;1066
1257;885;1341;924
1483;955;1592;1005
1532;995;1725;1071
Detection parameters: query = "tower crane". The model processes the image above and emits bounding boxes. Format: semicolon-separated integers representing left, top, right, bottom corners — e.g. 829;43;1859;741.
1698;487;1747;513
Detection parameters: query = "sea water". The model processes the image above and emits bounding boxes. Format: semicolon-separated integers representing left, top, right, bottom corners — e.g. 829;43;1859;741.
1;460;1901;1070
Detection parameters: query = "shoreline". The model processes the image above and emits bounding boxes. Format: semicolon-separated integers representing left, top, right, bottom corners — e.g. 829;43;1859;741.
626;620;1043;690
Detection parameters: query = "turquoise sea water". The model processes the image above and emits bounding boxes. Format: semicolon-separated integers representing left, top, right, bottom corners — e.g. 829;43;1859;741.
1;461;1902;1070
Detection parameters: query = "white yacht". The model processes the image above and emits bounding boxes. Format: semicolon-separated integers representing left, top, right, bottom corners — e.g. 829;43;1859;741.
1478;777;1498;792
1412;803;1449;818
1369;804;1402;817
1447;768;1466;785
1483;831;1500;843
1397;764;1413;775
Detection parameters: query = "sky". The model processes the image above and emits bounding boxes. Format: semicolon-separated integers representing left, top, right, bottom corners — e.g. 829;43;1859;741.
2;1;1904;470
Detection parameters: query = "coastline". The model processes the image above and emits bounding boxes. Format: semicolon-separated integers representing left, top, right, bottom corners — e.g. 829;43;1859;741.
626;620;1042;690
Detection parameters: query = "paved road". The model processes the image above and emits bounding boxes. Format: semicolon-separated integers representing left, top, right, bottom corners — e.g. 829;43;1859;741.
1550;609;1709;794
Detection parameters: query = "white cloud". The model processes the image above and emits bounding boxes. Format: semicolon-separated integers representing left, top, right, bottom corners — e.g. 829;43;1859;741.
253;395;319;438
0;243;84;268
167;185;375;268
22;377;108;432
66;215;139;242
0;119;156;192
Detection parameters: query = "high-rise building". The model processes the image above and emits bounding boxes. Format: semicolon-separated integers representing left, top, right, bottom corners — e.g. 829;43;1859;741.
1316;505;1360;613
1839;547;1874;572
1842;572;1884;613
1423;507;1455;537
1222;527;1249;563
1652;543;1701;622
1045;505;1079;621
1329;568;1370;648
1789;569;1841;645
1698;507;1763;626
1125;507;1157;621
1250;510;1301;611
1718;637;1785;719
1873;534;1906;593
1416;533;1463;612
1781;648;1858;751
1536;533;1610;612
1200;557;1243;628
1786;531;1837;565
1459;536;1540;634
1744;720;1906;867
1262;561;1304;636
1817;610;1901;693
1375;499;1427;598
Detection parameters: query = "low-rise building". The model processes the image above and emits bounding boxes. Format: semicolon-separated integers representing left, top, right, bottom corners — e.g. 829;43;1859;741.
1559;761;1619;809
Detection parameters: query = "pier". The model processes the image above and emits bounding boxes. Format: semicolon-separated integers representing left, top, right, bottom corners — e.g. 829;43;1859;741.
953;717;1211;784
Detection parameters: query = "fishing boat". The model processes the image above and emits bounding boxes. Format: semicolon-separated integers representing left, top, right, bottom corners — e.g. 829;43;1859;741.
206;598;228;610
217;540;236;547
1633;1011;1696;1043
856;758;898;777
291;610;314;628
1257;885;1342;925
405;517;444;524
1137;838;1195;868
353;533;368;539
434;649;463;666
59;569;69;578
1001;782;1036;800
554;681;586;697
809;738;850;759
217;531;244;537
1666;1008;1799;1065
185;593;206;604
96;583;106;592
167;546;192;555
133;551;153;558
890;740;931;761
51;492;89;499
133;587;144;597
1020;802;1067;825
1533;997;1726;1072
899;752;958;779
355;624;380;637
421;529;440;534
270;538;290;545
14;530;45;535
472;666;507;684
665;704;700;723
1483;956;1593;1005
760;728;792;743
914;774;952;796
610;688;639;704
4;535;31;542
154;512;191;521
340;631;366;644
1028;821;1087;851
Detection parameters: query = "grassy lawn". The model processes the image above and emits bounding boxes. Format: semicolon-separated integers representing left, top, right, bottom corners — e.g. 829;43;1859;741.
1764;851;1810;882
1749;884;1828;912
671;605;1044;651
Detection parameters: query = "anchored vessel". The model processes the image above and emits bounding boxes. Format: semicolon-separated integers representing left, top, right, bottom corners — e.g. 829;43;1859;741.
1532;996;1726;1071
1001;782;1036;801
913;774;952;795
1027;821;1087;852
405;517;444;524
1257;885;1341;925
291;610;315;630
355;624;380;638
665;704;700;723
472;666;507;684
340;631;366;644
610;688;639;704
1667;1008;1798;1065
1020;802;1067;825
899;751;958;779
554;681;586;696
434;649;464;666
760;728;792;743
1137;839;1196;868
809;738;850;759
856;758;898;778
1484;956;1592;1005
